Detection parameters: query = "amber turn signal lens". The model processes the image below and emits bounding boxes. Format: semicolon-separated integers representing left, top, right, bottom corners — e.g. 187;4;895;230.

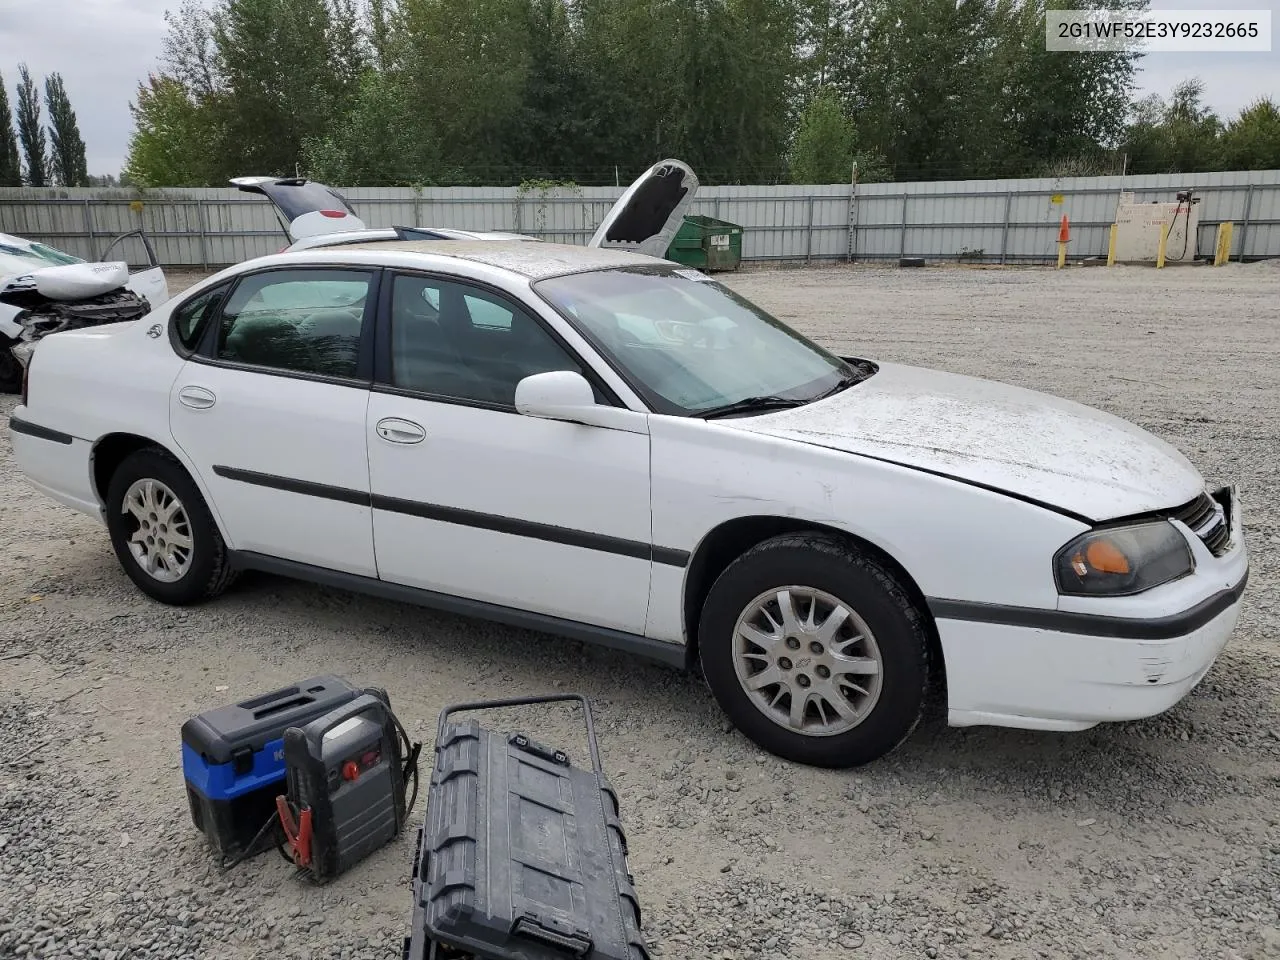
1084;539;1131;574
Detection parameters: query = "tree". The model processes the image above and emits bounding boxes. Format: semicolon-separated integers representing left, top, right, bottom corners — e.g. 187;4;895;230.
396;0;534;183
790;88;854;183
1219;97;1280;171
302;68;445;184
0;69;21;186
211;0;361;175
992;0;1144;174
124;74;226;187
15;64;47;186
162;0;225;98
1121;78;1223;174
45;74;89;186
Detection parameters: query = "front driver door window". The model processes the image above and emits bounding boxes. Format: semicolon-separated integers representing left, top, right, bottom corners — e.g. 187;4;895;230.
168;267;380;577
366;271;654;635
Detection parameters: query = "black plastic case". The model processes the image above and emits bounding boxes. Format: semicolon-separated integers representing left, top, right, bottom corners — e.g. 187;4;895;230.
405;694;649;960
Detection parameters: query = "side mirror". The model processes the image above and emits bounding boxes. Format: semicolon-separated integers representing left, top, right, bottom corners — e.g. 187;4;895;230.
513;370;649;435
514;370;597;421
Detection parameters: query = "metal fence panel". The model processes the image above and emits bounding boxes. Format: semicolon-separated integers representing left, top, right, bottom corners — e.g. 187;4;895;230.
2;170;1278;268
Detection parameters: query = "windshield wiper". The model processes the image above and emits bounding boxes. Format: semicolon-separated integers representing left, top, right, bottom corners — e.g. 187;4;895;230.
699;396;808;419
814;373;865;401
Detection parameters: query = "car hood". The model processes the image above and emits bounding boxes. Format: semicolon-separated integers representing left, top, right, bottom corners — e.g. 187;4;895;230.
1;261;129;300
721;361;1204;522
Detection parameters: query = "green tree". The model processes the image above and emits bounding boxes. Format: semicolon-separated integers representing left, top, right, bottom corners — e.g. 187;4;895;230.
993;0;1144;174
1121;78;1222;174
162;0;225;98
303;68;445;184
15;64;47;186
1219;97;1280;171
396;0;533;182
790;88;854;183
0;70;21;186
124;75;226;187
44;74;89;186
212;0;367;175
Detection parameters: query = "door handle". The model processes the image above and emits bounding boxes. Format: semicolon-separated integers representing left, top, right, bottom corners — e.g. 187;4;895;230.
375;417;425;444
178;386;216;409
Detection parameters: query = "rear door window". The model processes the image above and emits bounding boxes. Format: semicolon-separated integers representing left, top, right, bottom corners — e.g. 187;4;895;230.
214;268;374;379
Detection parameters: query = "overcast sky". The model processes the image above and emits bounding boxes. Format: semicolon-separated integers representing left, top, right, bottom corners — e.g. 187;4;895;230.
0;0;1276;176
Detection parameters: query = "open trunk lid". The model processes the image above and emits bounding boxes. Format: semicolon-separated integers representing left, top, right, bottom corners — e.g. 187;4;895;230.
230;176;367;240
588;159;699;259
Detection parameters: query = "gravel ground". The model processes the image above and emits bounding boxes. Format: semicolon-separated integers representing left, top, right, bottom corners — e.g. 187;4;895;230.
2;260;1279;960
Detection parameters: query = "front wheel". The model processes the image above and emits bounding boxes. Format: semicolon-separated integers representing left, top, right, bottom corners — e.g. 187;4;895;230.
104;447;237;604
698;532;931;768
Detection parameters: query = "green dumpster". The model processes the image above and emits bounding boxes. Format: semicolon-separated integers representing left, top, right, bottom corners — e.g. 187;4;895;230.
665;215;743;272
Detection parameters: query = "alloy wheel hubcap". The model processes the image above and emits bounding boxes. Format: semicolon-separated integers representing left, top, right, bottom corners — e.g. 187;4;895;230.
122;478;194;583
732;585;883;737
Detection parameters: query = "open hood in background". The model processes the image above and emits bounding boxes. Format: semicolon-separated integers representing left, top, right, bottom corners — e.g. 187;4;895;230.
587;159;700;259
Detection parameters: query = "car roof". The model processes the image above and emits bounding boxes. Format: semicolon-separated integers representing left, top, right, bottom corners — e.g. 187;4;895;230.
324;239;670;281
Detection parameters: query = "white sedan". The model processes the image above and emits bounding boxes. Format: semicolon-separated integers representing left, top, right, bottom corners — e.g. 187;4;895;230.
6;229;1248;768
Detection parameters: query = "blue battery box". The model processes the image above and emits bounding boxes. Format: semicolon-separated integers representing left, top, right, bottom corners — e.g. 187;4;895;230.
181;675;362;860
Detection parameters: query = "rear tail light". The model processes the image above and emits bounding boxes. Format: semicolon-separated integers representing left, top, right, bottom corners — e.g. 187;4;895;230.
319;210;347;218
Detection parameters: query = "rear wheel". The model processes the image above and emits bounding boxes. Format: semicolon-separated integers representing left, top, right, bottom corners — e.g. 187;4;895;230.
698;532;930;768
105;447;237;604
0;334;22;394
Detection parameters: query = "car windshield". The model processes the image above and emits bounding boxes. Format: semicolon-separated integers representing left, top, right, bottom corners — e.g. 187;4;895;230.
0;238;84;268
533;266;869;415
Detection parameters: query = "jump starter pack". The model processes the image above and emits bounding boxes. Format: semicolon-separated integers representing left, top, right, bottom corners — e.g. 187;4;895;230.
404;694;650;960
182;675;417;881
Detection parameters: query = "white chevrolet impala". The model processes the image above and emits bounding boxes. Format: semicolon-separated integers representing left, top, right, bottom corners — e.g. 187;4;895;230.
6;164;1249;767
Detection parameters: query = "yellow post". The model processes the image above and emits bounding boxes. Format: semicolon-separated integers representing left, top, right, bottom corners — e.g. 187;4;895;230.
1156;222;1169;268
1107;223;1118;266
1057;240;1067;269
1214;222;1234;266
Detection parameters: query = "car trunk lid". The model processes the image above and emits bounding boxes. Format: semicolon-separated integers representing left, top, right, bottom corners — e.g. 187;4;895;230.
230;176;368;241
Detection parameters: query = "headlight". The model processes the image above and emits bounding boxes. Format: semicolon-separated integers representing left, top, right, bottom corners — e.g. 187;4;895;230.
1054;521;1194;597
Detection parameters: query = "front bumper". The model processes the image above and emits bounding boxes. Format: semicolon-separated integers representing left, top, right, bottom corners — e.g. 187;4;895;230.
937;485;1249;732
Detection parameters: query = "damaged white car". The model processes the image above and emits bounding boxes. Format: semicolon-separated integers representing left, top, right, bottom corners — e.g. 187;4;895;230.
0;231;168;393
6;160;1248;768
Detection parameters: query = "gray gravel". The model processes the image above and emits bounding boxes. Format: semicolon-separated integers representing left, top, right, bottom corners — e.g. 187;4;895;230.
2;260;1279;960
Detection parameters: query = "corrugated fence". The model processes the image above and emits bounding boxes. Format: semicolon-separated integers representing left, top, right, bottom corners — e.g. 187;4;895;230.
1;169;1277;269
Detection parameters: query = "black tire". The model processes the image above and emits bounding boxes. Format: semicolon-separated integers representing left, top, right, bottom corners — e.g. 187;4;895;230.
698;532;930;768
104;446;238;605
0;334;22;394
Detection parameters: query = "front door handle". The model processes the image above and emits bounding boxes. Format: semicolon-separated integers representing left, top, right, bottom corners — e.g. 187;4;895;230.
178;386;216;409
375;417;425;444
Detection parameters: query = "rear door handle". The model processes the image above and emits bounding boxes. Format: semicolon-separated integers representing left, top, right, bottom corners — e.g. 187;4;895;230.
375;417;425;444
178;386;216;409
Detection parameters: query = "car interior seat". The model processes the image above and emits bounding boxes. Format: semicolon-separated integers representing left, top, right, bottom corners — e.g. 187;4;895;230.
222;312;318;373
296;308;363;378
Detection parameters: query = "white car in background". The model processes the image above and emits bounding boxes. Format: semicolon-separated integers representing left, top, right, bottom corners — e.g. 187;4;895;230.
0;231;168;393
229;175;541;251
5;160;1248;768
